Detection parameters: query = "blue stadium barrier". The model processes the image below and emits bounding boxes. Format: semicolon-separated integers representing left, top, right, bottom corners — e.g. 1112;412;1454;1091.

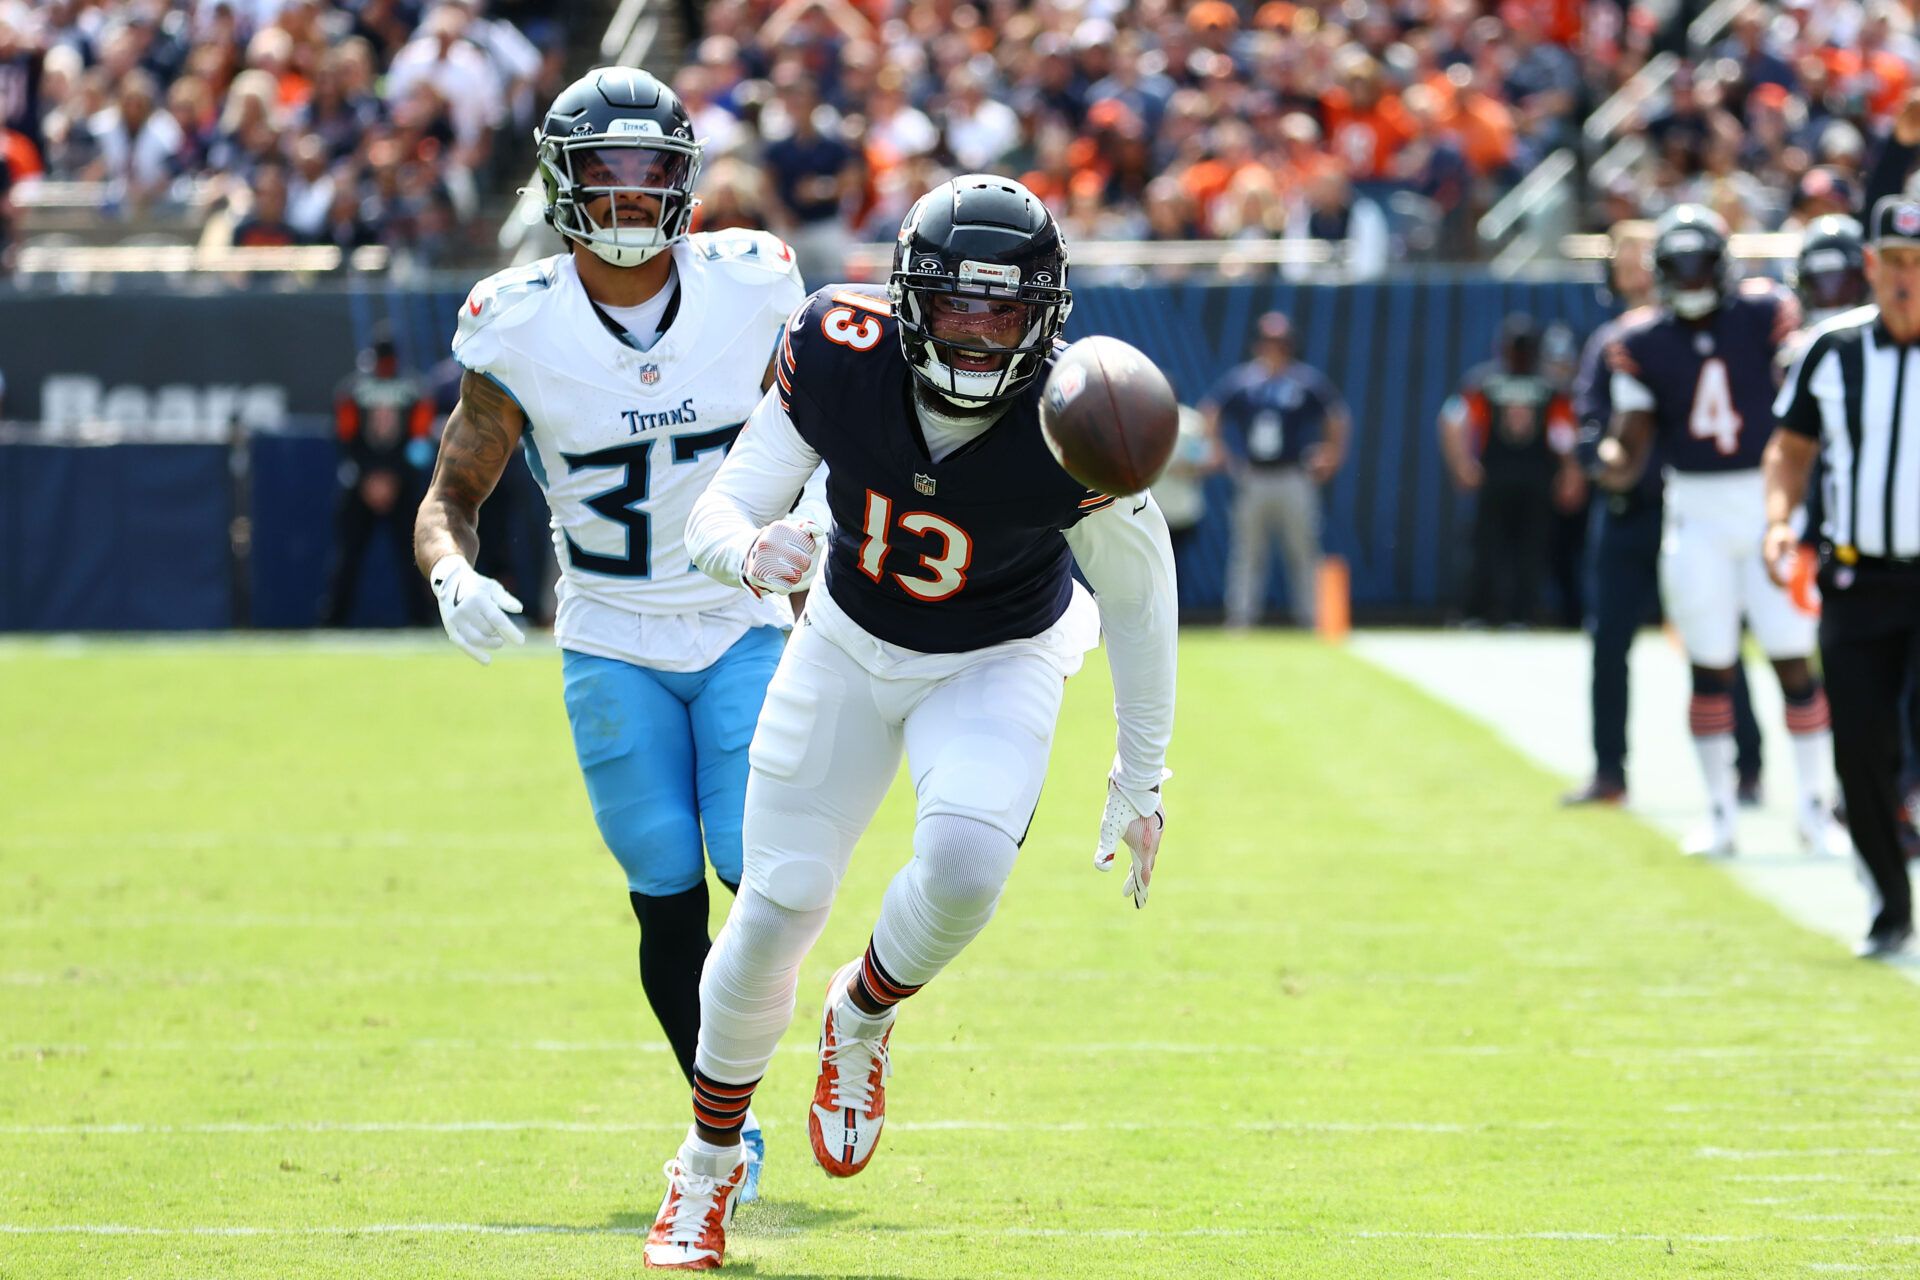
0;275;1611;630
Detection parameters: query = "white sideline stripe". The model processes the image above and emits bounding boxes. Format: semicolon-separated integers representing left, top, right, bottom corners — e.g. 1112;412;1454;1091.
11;1039;1920;1068
0;1119;1523;1137
4;1224;1917;1246
7;1119;1912;1141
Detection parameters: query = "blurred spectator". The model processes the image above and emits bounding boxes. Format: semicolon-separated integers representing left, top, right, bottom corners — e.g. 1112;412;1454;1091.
762;71;861;285
323;324;435;627
1284;168;1389;280
0;12;45;165
84;69;186;208
229;160;297;246
285;132;333;239
1203;310;1351;630
1439;314;1580;628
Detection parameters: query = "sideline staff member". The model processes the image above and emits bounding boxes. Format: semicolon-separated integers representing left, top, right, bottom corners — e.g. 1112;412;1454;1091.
1766;195;1920;959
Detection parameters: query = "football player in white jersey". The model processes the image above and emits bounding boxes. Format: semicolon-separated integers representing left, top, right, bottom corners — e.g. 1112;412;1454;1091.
413;67;822;1205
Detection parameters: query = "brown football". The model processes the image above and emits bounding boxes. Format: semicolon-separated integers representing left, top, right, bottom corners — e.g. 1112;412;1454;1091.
1039;336;1179;497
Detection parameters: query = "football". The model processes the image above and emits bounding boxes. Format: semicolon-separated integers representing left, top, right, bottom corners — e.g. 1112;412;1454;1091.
1039;336;1180;497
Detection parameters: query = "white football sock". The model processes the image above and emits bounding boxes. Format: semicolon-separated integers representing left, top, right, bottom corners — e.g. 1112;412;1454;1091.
1692;733;1737;819
681;1128;743;1179
695;887;831;1085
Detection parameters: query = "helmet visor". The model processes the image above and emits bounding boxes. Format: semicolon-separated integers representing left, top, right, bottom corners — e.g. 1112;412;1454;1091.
569;143;695;194
923;293;1047;370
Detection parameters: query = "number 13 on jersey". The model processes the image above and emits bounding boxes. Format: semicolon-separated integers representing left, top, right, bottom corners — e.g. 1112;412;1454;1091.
858;490;973;600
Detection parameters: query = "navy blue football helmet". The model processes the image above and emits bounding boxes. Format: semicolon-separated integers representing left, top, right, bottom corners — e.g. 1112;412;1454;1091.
535;68;702;268
1652;204;1735;320
888;175;1073;410
1796;214;1867;314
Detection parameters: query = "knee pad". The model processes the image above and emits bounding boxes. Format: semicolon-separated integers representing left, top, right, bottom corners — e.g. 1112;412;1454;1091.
909;815;1020;916
742;809;856;912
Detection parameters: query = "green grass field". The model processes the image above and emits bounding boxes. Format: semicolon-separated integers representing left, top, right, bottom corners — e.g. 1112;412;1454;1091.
3;631;1919;1279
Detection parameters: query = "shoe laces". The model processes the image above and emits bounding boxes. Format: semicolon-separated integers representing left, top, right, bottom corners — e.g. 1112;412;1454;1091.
825;1017;892;1113
658;1159;730;1245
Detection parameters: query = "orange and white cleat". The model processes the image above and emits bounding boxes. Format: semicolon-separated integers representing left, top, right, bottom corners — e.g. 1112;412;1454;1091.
808;959;894;1178
644;1152;746;1270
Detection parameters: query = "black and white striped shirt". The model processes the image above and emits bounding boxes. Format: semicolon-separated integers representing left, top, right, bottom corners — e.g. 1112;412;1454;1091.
1775;304;1920;558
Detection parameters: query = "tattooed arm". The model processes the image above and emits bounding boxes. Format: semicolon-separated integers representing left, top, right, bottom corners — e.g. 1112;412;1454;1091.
414;370;525;576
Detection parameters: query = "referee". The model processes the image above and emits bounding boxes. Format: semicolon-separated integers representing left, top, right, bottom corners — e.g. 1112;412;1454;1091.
1765;194;1920;959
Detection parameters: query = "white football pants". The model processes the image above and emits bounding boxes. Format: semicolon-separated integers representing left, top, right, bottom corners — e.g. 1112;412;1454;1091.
693;618;1064;1085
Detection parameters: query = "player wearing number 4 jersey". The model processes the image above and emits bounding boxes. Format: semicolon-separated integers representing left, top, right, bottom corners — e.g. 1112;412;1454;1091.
1597;203;1843;859
639;175;1177;1270
414;68;824;1209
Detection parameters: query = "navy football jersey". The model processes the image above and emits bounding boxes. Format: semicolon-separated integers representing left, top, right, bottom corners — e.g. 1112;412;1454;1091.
1612;289;1789;473
773;284;1116;653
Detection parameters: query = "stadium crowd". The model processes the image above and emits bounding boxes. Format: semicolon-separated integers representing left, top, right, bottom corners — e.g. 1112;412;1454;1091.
1602;1;1920;235
0;0;565;267
1;0;1683;277
676;0;1609;280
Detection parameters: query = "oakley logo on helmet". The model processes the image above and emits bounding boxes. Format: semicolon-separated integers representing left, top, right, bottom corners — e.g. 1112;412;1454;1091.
915;258;943;273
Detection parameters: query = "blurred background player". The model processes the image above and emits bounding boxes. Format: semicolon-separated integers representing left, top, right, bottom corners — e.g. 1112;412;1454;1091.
322;322;436;627
1201;310;1349;629
648;176;1176;1270
412;67;816;1206
1597;204;1842;859
1439;314;1582;629
1565;221;1763;807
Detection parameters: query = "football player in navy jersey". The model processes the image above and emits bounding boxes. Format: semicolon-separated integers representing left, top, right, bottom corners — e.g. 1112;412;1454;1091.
1596;204;1842;858
638;175;1177;1269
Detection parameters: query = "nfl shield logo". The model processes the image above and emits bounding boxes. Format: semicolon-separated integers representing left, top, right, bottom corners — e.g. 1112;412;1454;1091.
1897;205;1920;237
914;473;937;496
639;364;661;386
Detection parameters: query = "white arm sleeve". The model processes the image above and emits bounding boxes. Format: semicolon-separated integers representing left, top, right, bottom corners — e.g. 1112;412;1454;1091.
685;388;824;589
1063;494;1179;809
792;462;831;530
1610;370;1656;414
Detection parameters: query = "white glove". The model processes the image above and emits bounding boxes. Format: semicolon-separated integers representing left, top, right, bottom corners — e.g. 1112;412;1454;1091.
741;518;826;598
429;554;525;665
1093;775;1167;909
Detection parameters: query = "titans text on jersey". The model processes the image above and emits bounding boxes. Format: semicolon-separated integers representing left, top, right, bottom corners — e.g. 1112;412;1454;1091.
452;228;806;659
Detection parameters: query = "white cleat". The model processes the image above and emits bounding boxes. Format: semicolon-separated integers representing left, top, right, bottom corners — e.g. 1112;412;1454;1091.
1683;807;1737;858
808;959;893;1178
644;1153;745;1271
1798;801;1852;858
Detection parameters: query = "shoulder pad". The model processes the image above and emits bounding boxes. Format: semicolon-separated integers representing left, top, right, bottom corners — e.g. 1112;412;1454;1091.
691;229;804;280
774;285;895;414
453;257;558;366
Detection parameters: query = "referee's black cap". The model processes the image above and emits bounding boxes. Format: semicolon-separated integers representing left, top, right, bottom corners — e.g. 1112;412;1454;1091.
1869;195;1920;246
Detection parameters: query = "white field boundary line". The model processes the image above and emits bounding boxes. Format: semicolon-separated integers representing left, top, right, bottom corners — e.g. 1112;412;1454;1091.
3;1120;1916;1144
8;1038;1914;1064
3;1223;1918;1245
0;1119;1540;1137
